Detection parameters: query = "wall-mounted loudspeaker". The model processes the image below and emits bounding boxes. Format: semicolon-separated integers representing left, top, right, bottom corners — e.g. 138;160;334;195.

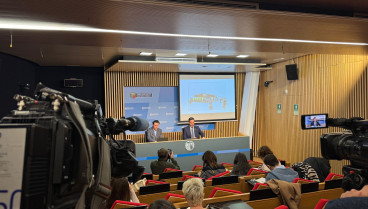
285;64;298;80
64;78;83;88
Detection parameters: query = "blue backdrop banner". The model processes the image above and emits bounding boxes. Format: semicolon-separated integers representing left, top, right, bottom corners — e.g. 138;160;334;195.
124;87;215;134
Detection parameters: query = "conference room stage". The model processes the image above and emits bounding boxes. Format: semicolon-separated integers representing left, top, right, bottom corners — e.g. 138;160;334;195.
135;136;250;173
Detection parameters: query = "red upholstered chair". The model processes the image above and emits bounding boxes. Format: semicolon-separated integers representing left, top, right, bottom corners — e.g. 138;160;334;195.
165;193;186;203
208;187;242;198
293;178;315;184
274;205;289;209
246;168;268;176
145;180;168;186
248;160;263;168
163;168;181;173
192;165;203;172
314;199;329;209
325;173;344;181
110;200;148;209
181;175;204;181
207;171;231;180
252;183;269;190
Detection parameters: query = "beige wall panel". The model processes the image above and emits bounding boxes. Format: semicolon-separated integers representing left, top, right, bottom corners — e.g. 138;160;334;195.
254;54;368;174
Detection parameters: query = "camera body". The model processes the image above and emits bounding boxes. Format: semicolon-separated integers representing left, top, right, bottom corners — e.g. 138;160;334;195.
302;114;368;190
0;83;148;209
168;149;173;159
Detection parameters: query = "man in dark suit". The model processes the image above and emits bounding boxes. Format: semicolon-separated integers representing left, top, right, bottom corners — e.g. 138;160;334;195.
310;117;321;127
146;120;163;142
183;117;205;140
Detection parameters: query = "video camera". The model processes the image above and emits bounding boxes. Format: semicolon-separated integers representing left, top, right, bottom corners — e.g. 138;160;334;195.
301;113;368;191
168;149;173;159
0;83;148;209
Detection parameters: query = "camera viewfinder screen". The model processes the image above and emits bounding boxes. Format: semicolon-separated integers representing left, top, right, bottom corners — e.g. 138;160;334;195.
303;114;327;129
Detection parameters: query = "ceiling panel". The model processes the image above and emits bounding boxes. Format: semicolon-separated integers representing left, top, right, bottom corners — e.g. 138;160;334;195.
0;0;367;67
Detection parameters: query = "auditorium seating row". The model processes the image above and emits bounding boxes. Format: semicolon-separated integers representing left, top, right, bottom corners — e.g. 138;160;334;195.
116;160;342;209
136;171;344;205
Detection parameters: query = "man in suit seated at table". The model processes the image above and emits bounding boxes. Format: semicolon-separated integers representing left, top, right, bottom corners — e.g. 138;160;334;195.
146;120;163;142
310;117;321;127
264;154;298;183
183;117;205;140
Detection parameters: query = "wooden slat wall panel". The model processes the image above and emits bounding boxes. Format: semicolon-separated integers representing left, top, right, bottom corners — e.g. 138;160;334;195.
104;71;246;143
253;54;368;174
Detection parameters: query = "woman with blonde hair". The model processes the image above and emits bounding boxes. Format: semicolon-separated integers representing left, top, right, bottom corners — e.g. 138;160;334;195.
182;178;205;209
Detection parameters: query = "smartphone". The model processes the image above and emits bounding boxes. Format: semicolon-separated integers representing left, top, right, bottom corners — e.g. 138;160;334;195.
301;114;328;129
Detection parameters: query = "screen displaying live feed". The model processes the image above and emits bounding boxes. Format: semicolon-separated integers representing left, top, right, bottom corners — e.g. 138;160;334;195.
179;74;236;122
301;114;328;129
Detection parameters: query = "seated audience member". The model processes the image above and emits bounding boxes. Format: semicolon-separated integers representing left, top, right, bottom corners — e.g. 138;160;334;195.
183;117;205;140
231;152;252;176
325;185;368;209
257;145;274;171
148;199;176;209
182;178;205;209
291;162;320;182
146;120;163;142
200;150;226;179
150;148;180;174
304;157;331;182
264;154;298;183
105;177;139;209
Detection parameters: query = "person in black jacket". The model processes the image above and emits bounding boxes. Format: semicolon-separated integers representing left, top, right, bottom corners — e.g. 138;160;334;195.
200;150;226;179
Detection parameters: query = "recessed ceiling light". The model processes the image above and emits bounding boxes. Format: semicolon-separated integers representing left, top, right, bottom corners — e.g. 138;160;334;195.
0;19;367;46
140;52;152;56
236;55;249;58
175;53;187;56
207;54;218;57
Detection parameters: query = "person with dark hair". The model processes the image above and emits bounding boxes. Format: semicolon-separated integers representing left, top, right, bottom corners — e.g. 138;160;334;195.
257;145;274;171
150;148;180;174
264;154;298;183
200;150;226;179
310;117;321;127
148;199;176;209
105;177;139;209
183;117;205;140
231;153;252;176
304;157;331;182
146;120;163;142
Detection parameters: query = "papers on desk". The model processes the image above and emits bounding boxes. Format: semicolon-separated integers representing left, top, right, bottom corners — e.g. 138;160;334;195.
248;177;266;186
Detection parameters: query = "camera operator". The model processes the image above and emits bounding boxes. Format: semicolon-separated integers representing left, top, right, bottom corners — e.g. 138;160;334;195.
325;185;368;209
150;148;180;174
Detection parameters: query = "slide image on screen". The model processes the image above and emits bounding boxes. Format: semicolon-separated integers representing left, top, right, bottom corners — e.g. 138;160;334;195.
304;114;327;128
179;74;236;121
